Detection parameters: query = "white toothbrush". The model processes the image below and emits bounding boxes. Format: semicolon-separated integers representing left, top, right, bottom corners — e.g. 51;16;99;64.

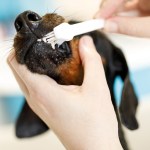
38;19;105;49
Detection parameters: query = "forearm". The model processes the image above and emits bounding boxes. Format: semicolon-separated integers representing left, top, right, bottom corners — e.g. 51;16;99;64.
67;138;123;150
58;133;123;150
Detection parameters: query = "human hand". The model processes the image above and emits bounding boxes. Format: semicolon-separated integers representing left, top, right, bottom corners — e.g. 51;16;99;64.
95;0;150;37
8;36;122;150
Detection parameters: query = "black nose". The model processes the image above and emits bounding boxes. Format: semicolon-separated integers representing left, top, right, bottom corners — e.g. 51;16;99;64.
14;11;42;32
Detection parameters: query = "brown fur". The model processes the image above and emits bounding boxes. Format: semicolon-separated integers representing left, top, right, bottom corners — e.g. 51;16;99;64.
57;39;83;85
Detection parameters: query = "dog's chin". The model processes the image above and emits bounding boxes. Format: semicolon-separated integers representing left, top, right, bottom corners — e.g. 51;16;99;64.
16;40;72;78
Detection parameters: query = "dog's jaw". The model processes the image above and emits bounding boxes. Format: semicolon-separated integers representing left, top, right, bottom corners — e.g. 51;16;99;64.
14;11;83;85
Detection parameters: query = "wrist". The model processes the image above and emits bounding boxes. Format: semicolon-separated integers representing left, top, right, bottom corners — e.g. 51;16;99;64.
85;138;123;150
97;138;123;150
66;137;123;150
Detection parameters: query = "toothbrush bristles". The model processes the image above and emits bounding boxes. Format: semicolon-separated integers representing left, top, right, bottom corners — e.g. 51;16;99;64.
44;31;55;38
46;37;56;43
51;40;57;49
37;31;57;49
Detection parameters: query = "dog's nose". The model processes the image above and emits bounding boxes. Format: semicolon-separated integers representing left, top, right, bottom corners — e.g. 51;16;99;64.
14;11;42;32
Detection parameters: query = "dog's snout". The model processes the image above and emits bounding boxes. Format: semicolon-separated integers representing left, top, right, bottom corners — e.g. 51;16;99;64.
15;18;23;32
14;11;42;32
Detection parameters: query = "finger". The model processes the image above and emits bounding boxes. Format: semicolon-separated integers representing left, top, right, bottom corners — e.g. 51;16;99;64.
139;0;150;12
7;52;29;98
7;51;70;111
105;16;150;37
79;36;107;91
7;51;59;95
116;0;139;14
95;0;125;18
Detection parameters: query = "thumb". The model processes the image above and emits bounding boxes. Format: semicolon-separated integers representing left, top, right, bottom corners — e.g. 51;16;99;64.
94;0;125;18
105;16;150;37
79;36;107;91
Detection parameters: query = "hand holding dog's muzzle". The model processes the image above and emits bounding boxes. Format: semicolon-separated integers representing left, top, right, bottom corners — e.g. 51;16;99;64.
7;36;122;150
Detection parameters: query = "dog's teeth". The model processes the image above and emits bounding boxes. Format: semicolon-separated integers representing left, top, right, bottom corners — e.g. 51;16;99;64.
37;31;58;49
37;39;42;42
51;42;55;49
46;37;56;43
45;32;55;38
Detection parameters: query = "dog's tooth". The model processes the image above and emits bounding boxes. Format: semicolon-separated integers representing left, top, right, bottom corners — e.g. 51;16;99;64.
37;39;42;42
51;42;55;49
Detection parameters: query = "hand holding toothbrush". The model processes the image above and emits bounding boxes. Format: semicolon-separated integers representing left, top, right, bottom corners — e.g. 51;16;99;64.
95;0;150;38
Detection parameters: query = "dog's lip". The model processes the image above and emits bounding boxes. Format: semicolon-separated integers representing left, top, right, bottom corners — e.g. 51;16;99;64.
36;40;71;53
17;38;37;64
55;42;70;53
19;40;71;64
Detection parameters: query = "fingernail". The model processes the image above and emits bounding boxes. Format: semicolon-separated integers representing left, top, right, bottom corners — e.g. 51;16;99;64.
81;36;93;47
105;20;118;32
79;36;95;53
79;36;97;56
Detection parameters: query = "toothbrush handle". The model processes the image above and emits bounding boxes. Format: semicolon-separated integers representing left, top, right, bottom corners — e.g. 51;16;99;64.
71;19;105;36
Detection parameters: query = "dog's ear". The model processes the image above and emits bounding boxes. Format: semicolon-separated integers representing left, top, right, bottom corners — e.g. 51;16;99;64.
87;31;139;130
16;101;48;138
112;45;139;130
119;74;139;130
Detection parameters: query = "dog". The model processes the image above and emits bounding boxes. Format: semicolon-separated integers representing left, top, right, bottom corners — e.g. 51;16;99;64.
13;10;139;150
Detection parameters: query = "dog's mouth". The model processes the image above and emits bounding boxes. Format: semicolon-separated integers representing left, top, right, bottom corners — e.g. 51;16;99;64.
13;11;72;77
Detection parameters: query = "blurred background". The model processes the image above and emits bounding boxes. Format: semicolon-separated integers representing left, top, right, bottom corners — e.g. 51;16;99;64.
0;0;150;150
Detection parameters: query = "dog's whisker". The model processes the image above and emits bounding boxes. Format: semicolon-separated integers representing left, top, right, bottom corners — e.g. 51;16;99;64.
0;43;13;49
0;40;13;53
0;45;13;50
2;49;12;58
0;44;13;49
0;42;13;48
0;40;13;49
0;40;13;44
0;48;12;52
1;35;15;41
63;12;78;21
52;6;62;14
0;47;13;61
45;2;51;14
2;38;14;42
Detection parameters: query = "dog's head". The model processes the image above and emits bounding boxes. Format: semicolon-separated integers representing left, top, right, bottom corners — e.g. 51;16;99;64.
13;11;139;138
14;10;83;85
